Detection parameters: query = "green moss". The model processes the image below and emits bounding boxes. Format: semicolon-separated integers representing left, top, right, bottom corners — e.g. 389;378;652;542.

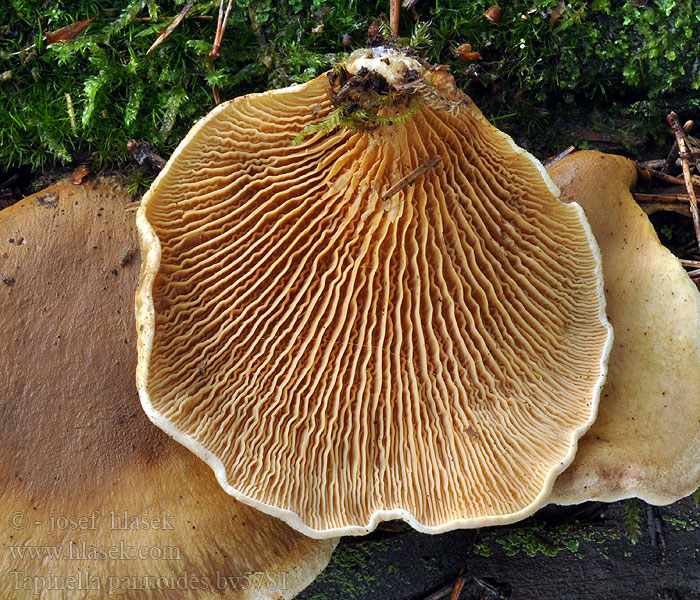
311;536;402;597
662;514;699;532
495;526;579;558
292;98;422;145
472;537;491;557
473;517;631;561
2;0;699;169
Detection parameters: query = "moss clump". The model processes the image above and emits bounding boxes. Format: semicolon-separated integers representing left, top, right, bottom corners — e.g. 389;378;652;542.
1;0;699;169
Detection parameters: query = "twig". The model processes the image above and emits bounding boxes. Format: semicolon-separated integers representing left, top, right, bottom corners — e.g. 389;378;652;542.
633;192;690;203
680;259;700;269
206;55;221;105
0;174;19;189
668;112;700;254
641;166;688;187
687;268;700;279
147;1;194;55
420;578;463;600
543;145;576;169
381;157;441;201
450;570;466;600
473;577;506;598
420;583;454;600
390;0;400;37
679;238;700;258
662;119;693;173
210;0;235;57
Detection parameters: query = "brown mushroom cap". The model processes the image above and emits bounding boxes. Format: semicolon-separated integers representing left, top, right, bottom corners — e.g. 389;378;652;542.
548;150;700;505
136;51;612;537
0;178;336;599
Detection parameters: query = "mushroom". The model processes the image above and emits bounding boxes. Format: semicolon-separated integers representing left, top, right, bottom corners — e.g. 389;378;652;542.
136;48;612;537
0;178;337;599
547;150;700;505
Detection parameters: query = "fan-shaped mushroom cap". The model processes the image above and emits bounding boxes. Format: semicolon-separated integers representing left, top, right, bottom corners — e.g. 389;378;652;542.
0;179;336;599
548;150;700;505
136;50;612;538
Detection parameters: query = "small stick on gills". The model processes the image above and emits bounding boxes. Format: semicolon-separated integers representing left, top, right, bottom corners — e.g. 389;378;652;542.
381;157;442;202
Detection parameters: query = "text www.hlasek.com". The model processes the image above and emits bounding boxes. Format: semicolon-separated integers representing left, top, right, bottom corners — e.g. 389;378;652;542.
9;540;181;562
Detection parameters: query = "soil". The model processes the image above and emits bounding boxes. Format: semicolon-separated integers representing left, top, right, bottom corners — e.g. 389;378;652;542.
299;499;700;600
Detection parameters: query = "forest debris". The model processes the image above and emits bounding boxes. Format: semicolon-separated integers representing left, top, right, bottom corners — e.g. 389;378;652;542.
484;5;503;23
210;0;235;57
662;119;694;173
381;157;442;201
473;577;507;598
70;164;91;185
449;570;466;600
543;145;576;169
452;43;481;62
646;504;667;563
550;0;567;26
390;0;400;37
45;17;96;44
126;139;166;169
633;191;690;203
636;163;687;187
420;581;459;600
147;1;193;55
667;111;700;254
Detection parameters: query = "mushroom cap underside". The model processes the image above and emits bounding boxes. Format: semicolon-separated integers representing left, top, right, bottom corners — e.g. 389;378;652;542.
136;67;612;537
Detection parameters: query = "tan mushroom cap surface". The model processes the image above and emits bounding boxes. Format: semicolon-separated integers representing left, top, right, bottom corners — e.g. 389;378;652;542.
548;150;700;505
136;52;612;538
0;178;336;600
